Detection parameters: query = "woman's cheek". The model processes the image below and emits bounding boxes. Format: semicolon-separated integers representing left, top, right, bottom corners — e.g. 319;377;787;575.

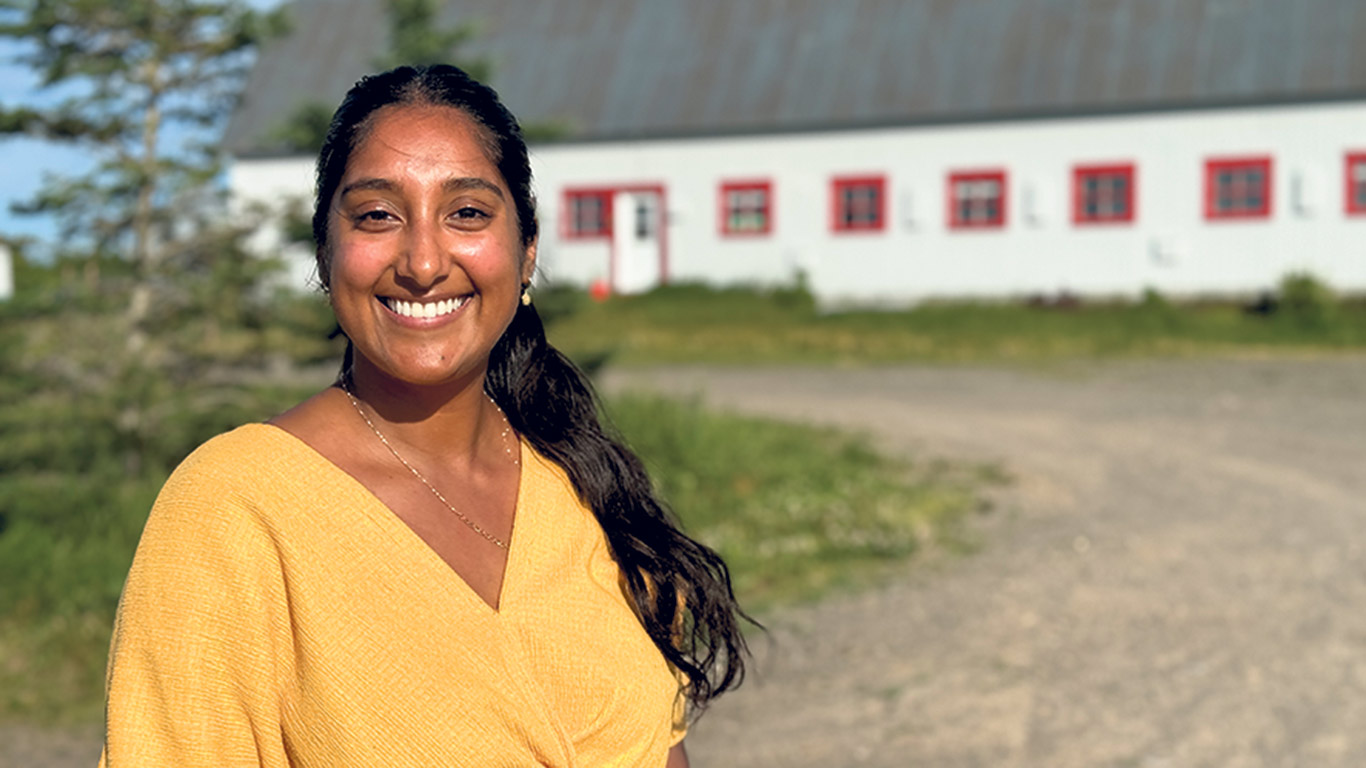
333;243;392;287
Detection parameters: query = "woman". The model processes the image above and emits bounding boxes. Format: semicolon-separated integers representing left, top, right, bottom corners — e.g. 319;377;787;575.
100;65;748;767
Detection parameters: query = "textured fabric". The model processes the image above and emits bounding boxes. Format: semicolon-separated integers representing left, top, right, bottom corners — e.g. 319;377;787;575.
100;423;685;767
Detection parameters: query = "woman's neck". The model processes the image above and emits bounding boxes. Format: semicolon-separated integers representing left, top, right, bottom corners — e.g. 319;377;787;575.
343;358;499;471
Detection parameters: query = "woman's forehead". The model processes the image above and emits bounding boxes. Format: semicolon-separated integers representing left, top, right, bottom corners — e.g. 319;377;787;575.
346;104;500;180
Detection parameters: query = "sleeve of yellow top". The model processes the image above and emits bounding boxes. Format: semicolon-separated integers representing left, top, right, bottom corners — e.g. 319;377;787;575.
669;668;689;746
617;565;692;747
668;586;690;747
100;457;290;767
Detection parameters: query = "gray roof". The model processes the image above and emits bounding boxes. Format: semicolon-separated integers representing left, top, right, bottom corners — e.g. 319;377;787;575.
225;0;1366;156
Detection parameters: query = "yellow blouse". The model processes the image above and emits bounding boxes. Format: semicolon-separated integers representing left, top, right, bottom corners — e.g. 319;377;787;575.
100;424;685;767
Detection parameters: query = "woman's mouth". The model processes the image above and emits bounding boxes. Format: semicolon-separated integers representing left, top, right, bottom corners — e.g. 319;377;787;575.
379;295;469;319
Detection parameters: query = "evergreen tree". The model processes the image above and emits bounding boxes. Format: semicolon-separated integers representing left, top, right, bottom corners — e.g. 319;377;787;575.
0;0;287;310
0;0;292;472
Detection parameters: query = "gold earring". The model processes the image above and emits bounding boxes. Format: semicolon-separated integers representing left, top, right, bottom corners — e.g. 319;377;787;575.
521;289;532;306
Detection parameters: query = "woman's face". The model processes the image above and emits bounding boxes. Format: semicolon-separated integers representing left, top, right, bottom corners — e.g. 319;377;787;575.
324;104;535;389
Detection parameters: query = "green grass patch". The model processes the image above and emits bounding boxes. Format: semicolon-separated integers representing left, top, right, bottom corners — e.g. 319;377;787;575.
607;393;992;612
0;472;163;724
0;373;318;724
545;277;1366;366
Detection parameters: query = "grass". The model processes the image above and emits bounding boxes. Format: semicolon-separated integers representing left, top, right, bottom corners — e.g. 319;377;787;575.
543;278;1366;366
0;377;317;724
0;386;987;724
0;473;164;724
607;393;993;612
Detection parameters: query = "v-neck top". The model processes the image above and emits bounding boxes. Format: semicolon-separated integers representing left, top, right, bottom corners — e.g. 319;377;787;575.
100;424;686;768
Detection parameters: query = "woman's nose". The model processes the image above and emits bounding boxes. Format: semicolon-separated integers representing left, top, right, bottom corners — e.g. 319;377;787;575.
396;220;447;288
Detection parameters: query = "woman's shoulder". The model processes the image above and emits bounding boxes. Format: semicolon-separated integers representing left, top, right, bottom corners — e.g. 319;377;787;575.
155;423;321;517
172;422;307;479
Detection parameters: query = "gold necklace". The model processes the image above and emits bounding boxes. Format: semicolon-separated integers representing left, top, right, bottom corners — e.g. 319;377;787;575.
341;382;520;550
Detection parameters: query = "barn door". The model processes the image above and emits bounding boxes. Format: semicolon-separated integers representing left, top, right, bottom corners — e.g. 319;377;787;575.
612;190;663;294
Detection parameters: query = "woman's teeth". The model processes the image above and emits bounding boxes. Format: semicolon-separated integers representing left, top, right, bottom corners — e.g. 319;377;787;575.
387;297;466;318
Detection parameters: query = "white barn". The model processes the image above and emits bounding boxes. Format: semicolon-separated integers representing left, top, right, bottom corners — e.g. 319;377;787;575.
225;0;1366;304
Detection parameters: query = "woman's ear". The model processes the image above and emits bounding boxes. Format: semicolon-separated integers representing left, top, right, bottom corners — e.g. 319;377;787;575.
521;239;538;286
315;246;331;292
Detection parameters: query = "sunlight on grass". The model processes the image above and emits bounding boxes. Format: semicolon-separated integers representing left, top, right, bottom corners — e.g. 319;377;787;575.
0;473;161;724
546;278;1366;366
607;393;994;611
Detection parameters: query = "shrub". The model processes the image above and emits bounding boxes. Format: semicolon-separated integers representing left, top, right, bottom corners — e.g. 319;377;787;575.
1276;272;1340;332
1140;286;1172;312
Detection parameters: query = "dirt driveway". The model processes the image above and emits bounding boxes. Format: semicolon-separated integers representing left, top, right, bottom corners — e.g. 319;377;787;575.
8;357;1366;768
607;358;1366;768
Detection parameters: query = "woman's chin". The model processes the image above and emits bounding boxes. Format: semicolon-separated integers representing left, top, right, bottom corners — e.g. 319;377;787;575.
368;358;485;390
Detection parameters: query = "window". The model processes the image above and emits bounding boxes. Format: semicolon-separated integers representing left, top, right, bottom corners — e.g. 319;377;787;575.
633;193;657;239
831;176;886;232
1346;153;1366;215
948;170;1007;229
719;181;773;236
564;189;613;238
1205;157;1272;220
1073;164;1135;224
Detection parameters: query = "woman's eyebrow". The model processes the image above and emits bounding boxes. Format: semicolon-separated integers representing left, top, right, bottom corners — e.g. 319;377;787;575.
338;177;505;199
339;177;395;197
443;177;505;199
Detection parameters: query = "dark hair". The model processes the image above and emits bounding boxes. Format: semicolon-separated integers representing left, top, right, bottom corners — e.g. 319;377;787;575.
312;65;538;268
313;65;751;711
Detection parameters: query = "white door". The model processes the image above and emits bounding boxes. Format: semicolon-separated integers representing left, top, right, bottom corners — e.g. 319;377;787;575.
612;190;663;294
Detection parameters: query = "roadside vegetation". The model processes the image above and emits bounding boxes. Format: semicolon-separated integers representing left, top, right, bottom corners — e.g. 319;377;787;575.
608;394;991;612
544;273;1366;365
0;277;336;723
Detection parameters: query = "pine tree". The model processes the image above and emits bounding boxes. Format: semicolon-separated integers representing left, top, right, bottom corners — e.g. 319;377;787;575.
0;0;287;314
0;0;290;471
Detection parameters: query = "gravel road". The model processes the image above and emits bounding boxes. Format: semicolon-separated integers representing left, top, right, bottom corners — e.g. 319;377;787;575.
8;358;1366;767
607;358;1366;768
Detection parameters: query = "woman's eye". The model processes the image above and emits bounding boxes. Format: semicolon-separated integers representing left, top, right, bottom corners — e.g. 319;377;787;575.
354;210;396;227
453;206;490;220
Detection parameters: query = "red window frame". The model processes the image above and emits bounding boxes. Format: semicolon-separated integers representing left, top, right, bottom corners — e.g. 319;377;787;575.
830;175;886;233
1204;156;1273;220
562;188;614;238
947;169;1008;229
1073;163;1136;225
719;180;773;236
1345;152;1366;215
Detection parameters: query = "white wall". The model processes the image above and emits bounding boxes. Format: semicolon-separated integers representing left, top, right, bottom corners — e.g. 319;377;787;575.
0;243;12;301
230;100;1366;304
531;100;1366;304
228;156;320;293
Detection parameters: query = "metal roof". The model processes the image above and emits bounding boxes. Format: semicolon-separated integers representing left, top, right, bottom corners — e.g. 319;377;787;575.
225;0;1366;156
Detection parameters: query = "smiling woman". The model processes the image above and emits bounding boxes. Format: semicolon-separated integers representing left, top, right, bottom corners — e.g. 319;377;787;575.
97;66;750;768
324;104;532;391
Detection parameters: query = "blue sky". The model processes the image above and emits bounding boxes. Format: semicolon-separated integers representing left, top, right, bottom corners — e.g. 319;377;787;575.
0;0;282;250
0;53;91;244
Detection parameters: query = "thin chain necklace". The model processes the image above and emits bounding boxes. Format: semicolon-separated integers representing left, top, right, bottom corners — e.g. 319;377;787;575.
341;379;520;550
